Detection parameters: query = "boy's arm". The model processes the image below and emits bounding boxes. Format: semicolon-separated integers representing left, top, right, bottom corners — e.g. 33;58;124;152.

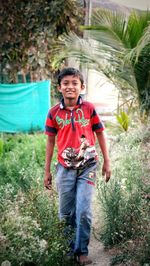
44;135;56;189
96;131;111;182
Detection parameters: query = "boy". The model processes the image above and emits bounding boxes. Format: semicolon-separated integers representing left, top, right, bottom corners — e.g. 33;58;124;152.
44;67;111;265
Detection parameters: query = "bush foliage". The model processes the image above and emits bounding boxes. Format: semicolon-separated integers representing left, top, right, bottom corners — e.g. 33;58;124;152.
0;133;74;265
96;128;150;265
0;129;149;265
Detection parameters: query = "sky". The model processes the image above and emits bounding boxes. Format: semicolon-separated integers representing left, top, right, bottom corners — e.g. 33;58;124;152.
112;0;150;10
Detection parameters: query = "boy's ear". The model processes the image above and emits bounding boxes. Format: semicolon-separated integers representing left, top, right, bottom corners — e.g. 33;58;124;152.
81;83;86;92
57;85;61;92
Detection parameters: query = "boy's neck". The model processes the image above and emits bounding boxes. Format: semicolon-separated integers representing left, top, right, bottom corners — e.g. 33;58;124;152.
64;98;78;108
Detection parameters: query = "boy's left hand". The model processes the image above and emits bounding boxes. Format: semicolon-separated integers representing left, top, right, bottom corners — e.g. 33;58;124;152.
102;160;111;182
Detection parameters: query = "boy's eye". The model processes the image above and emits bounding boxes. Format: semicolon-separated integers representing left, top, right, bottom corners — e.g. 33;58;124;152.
62;82;79;86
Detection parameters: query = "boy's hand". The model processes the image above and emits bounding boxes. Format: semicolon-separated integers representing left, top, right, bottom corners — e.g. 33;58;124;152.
44;172;52;190
102;160;111;182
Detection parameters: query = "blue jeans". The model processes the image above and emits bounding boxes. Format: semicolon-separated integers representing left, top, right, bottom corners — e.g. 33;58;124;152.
56;162;97;256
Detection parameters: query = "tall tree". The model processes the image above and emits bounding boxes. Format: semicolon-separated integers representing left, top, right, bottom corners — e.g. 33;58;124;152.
0;0;83;82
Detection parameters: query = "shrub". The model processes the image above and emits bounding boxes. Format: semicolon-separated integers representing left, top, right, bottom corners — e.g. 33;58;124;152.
0;134;47;192
0;133;75;265
0;184;74;266
96;128;150;264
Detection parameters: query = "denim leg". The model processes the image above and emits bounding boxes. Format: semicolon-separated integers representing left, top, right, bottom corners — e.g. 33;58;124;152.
56;162;97;256
56;163;77;227
74;163;97;256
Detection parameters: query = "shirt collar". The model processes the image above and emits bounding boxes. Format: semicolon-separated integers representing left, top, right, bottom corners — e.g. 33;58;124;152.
60;95;83;109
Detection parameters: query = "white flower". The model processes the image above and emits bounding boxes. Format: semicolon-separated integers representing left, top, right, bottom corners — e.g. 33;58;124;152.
1;260;11;266
39;239;48;251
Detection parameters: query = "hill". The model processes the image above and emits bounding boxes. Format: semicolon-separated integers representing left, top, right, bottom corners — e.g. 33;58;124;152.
92;0;130;14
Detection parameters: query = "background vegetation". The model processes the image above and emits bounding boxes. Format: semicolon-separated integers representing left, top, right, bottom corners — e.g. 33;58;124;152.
0;133;75;266
96;127;150;265
0;0;84;83
0;126;149;265
53;9;150;117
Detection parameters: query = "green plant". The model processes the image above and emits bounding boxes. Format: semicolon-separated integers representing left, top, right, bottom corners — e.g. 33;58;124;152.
0;184;75;266
0;138;3;157
0;133;76;265
116;111;130;132
96;128;150;264
54;9;150;116
110;253;132;265
0;134;46;191
0;0;84;82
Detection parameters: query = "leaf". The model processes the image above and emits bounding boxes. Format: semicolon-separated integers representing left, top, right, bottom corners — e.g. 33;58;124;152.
116;111;129;132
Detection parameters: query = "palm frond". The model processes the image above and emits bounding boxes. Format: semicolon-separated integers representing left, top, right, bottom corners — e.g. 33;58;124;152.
126;10;150;48
53;32;137;95
82;9;128;50
52;9;150;114
52;32;122;69
129;24;150;62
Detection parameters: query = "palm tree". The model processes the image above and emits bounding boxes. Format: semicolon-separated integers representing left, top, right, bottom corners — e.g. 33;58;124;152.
53;9;150;116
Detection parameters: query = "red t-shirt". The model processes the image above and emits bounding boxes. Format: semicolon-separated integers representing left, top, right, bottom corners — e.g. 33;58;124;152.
45;96;104;169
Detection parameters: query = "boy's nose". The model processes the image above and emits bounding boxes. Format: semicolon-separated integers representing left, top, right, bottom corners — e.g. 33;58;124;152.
68;82;74;87
66;83;75;90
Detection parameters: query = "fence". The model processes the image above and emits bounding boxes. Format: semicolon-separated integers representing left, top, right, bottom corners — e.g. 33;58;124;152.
0;71;47;84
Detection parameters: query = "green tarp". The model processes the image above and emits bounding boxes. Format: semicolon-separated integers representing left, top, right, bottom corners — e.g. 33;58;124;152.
0;80;50;133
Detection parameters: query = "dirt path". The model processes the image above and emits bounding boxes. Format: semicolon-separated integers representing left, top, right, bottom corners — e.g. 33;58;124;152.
89;234;111;266
88;196;111;266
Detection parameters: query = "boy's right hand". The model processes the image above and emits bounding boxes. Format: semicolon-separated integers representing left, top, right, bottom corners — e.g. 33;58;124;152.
44;172;52;190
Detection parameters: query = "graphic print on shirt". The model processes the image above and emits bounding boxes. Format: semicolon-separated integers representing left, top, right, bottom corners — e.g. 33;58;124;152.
56;108;89;129
86;171;96;186
62;134;97;168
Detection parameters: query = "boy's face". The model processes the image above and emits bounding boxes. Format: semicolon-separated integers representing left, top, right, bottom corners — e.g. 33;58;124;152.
58;75;85;101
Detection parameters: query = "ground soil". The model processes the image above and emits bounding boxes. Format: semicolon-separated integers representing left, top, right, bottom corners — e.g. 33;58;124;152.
89;233;111;266
88;196;111;266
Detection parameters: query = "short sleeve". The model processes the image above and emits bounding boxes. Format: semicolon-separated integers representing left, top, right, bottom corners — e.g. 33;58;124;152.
45;110;58;136
91;108;105;132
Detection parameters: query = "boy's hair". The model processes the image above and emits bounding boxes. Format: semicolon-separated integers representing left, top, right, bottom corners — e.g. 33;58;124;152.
57;67;84;85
